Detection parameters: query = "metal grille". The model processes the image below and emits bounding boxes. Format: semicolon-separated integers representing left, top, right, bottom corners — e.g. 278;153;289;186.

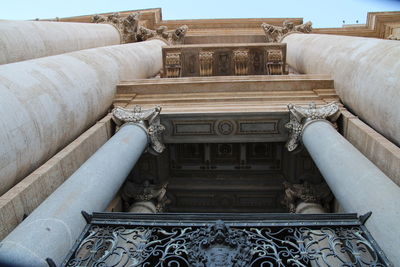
62;213;392;267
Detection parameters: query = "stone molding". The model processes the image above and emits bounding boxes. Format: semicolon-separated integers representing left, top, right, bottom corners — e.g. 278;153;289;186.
112;105;165;154
92;12;140;43
285;102;340;151
261;20;312;43
282;181;333;213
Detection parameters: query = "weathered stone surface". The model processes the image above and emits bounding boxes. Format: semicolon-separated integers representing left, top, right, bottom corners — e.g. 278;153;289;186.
0;20;121;65
283;33;400;147
0;115;112;240
340;109;400;186
0;39;164;196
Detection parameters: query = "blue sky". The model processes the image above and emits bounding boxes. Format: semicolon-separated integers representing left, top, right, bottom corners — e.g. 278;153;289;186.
1;0;399;28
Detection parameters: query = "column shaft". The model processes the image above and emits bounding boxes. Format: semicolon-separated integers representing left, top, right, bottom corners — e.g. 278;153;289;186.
302;120;400;264
0;20;121;64
0;124;148;266
0;39;164;195
283;33;400;146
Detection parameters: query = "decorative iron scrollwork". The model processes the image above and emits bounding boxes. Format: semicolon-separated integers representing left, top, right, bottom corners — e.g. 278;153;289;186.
63;214;390;267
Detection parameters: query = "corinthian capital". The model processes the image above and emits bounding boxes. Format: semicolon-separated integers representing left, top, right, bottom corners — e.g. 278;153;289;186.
282;181;333;213
285;102;340;151
112;105;165;154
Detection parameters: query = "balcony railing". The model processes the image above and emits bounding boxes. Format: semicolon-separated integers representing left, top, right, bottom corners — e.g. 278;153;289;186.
62;212;392;267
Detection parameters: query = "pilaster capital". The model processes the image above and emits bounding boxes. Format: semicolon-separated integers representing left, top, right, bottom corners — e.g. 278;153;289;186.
285;102;340;151
112;105;165;154
282;181;333;213
92;12;140;44
261;20;313;43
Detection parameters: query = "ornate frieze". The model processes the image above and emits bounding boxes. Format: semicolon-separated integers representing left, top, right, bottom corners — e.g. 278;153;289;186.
285;102;340;151
233;49;249;75
137;25;188;45
162;43;287;77
199;51;214;76
282;181;333;213
92;12;140;43
112;105;165;154
165;52;182;78
261;20;313;43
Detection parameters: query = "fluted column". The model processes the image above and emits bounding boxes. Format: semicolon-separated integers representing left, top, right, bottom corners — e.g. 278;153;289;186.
0;20;121;64
286;102;400;264
0;39;165;196
0;106;165;266
282;33;400;146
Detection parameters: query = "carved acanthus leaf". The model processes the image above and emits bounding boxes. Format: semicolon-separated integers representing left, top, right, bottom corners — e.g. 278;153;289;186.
261;20;313;43
282;181;333;213
122;180;169;212
112;105;165;154
137;25;188;45
285;102;340;151
92;12;140;43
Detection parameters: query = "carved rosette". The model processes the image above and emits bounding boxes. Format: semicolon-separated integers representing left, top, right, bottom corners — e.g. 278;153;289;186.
112;105;165;154
282;181;333;213
285;102;340;151
92;12;140;43
137;25;188;45
261;20;313;43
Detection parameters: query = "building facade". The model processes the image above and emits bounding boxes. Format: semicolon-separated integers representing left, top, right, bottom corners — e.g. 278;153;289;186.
0;8;399;266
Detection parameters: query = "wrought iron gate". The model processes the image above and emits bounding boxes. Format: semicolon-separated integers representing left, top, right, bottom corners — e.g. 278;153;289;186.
62;213;392;267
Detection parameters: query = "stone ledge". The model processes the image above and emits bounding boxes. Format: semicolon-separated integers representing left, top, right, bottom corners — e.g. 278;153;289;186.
341;110;400;187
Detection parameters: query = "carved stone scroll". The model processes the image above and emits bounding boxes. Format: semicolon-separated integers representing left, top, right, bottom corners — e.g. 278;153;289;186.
137;25;188;45
92;12;140;43
261;20;313;43
112;105;165;154
285;102;340;151
266;50;283;75
282;181;333;213
165;52;182;78
233;49;249;75
199;51;214;76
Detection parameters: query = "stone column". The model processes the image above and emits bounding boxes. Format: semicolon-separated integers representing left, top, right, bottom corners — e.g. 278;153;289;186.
286;102;400;264
0;106;165;267
0;20;121;64
0;39;165;196
282;33;400;146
